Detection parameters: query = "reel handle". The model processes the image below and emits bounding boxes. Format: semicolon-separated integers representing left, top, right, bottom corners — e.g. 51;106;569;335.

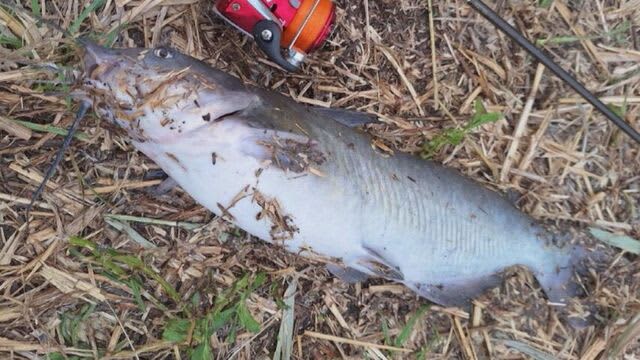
252;20;299;72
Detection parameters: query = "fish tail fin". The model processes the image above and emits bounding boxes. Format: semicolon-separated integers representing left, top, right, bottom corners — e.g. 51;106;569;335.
537;244;588;304
536;244;601;328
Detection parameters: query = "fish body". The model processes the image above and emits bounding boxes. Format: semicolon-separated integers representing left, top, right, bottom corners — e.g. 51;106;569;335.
82;44;586;311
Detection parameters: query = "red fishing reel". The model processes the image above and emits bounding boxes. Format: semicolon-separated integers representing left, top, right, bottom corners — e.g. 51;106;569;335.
214;0;335;71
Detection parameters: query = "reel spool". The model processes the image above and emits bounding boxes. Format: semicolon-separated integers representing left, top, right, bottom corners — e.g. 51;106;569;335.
215;0;335;71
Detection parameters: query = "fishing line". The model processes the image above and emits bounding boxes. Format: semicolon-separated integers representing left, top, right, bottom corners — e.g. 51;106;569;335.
466;0;640;144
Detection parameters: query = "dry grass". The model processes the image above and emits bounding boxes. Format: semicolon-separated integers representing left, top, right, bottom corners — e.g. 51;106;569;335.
1;0;639;359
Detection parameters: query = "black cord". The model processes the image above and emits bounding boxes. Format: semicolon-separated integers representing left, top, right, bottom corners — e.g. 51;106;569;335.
25;101;91;228
466;0;640;144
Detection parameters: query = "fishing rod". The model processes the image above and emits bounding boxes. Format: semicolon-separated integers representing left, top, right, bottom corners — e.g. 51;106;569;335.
466;0;640;144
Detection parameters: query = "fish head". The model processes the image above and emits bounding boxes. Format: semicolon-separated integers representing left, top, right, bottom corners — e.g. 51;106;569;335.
81;42;255;143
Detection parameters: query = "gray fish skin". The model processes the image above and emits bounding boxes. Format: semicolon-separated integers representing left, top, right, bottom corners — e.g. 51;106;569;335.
80;43;588;313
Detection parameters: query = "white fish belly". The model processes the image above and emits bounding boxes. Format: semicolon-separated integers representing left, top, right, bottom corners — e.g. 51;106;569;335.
133;127;369;265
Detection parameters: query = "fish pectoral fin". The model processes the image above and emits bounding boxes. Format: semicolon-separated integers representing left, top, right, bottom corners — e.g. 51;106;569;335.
146;177;180;196
411;275;502;309
326;264;370;284
142;169;180;196
311;107;378;128
143;168;169;180
197;91;259;122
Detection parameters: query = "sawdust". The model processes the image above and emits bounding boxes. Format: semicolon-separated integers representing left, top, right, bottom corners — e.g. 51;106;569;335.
252;190;299;242
258;137;327;175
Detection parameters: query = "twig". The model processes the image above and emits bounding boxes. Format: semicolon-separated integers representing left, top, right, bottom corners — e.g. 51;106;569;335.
303;331;412;353
499;63;545;183
377;45;425;116
427;0;439;109
555;1;609;76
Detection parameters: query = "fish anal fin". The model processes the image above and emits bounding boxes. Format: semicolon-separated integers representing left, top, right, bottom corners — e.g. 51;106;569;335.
358;259;404;281
357;245;405;281
326;263;370;284
411;275;502;310
147;177;179;196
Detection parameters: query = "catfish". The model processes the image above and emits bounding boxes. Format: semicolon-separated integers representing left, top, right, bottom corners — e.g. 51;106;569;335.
79;42;597;325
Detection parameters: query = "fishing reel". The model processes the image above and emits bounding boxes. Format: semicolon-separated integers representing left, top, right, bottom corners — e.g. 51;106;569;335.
214;0;335;71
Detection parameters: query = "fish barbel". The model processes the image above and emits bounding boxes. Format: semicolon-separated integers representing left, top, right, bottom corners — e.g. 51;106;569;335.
80;43;593;321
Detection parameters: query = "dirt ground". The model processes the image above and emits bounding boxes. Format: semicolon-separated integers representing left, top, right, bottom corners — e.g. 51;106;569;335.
0;0;639;359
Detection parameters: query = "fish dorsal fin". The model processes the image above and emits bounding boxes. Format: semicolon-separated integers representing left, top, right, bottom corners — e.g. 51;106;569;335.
311;107;378;128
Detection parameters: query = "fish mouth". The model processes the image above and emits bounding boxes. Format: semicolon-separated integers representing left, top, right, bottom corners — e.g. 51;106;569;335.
83;43;115;78
82;42;121;80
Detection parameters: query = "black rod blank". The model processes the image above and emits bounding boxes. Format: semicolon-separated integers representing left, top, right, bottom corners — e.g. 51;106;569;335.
466;0;640;144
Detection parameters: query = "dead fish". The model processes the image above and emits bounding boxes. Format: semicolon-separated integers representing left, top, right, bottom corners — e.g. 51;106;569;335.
80;43;595;323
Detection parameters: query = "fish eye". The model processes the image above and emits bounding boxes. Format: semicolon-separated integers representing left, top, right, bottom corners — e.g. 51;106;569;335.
154;47;172;59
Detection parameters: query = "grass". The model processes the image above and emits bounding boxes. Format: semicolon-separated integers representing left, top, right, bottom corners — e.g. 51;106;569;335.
590;227;640;254
30;0;40;17
45;305;98;359
69;236;267;359
162;273;266;359
10;118;90;141
420;100;502;159
538;0;553;8
536;21;632;46
59;303;97;348
69;0;106;34
0;34;22;48
104;214;203;231
382;304;430;356
70;236;182;304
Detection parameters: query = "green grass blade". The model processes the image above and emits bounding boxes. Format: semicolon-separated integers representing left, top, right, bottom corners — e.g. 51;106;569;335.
163;318;192;343
12;119;90;141
237;303;260;333
69;0;106;34
421;100;500;159
69;235;98;251
0;35;22;48
104;218;157;248
273;278;296;360
589;228;640;254
190;343;213;360
210;307;235;332
394;304;429;347
502;340;555;360
30;0;41;17
104;214;202;230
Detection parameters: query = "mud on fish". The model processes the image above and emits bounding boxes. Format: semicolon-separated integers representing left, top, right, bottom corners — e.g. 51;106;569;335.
78;42;601;327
